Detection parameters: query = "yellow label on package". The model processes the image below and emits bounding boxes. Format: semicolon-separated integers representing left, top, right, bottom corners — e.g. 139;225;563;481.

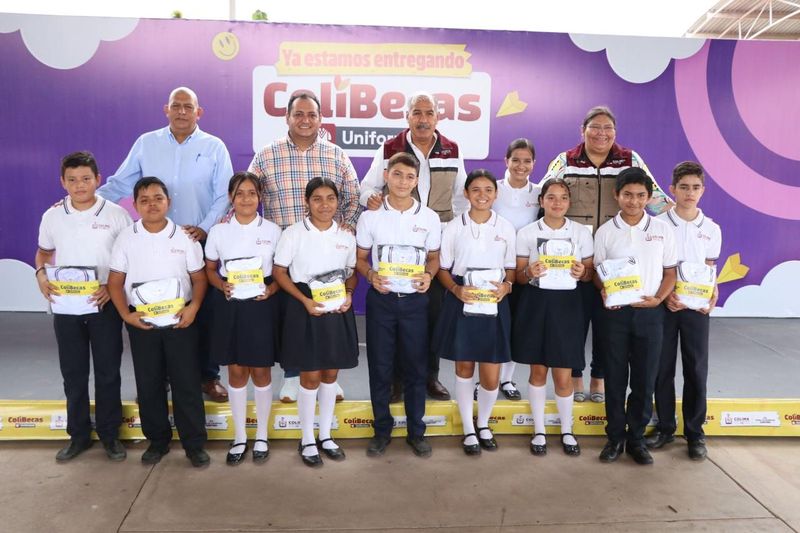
466;288;497;303
377;262;424;278
675;281;713;299
604;276;642;294
540;255;574;270
311;284;346;303
228;269;263;285
136;298;185;317
51;280;100;296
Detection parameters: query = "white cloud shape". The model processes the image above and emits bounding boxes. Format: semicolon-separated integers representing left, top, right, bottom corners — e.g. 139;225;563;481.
713;260;800;318
0;259;49;312
0;13;137;69
569;34;705;84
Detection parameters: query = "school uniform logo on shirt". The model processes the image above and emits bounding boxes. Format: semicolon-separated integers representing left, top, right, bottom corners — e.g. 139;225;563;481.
91;222;111;230
335;242;349;250
255;238;272;246
170;247;186;255
494;235;507;242
412;225;429;233
697;231;712;241
644;233;664;242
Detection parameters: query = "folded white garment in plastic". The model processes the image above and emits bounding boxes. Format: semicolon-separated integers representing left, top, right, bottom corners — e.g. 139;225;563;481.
377;244;426;294
132;278;184;328
463;268;503;317
675;261;715;310
225;256;265;300
537;238;577;291
46;266;99;316
308;269;347;313
597;257;644;307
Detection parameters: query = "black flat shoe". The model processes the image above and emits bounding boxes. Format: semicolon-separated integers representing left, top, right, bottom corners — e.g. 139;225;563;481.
476;427;498;451
56;439;93;462
599;440;624;463
318;438;346;461
226;441;248;466
626;444;654;465
500;381;522;401
366;435;391;457
530;433;547;456
645;431;675;450
298;442;323;467
561;433;580;456
462;433;481;456
252;439;270;463
688;439;707;461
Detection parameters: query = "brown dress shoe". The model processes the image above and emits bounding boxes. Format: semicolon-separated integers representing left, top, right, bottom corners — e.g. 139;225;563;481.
202;379;229;403
426;377;451;401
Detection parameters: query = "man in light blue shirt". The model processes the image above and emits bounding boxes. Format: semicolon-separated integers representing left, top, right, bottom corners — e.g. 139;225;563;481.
99;86;233;402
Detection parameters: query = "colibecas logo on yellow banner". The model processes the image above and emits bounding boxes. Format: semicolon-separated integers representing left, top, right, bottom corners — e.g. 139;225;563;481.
51;280;99;296
136;298;185;317
312;284;346;303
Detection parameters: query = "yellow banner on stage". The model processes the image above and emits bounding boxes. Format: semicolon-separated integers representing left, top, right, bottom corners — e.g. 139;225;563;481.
228;269;263;285
51;280;99;296
135;297;185;317
377;262;424;279
604;275;642;294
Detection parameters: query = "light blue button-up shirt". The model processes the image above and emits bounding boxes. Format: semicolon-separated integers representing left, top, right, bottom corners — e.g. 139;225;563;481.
98;126;233;233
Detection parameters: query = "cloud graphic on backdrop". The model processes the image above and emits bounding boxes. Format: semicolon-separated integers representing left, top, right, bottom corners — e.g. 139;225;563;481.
570;34;705;84
713;261;800;318
0;14;138;69
0;259;48;312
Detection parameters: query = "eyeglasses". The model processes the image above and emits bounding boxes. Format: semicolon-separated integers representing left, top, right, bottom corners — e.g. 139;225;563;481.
586;124;615;133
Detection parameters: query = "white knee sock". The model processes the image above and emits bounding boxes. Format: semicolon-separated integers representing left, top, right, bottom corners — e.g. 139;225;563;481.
455;376;477;445
253;383;272;452
555;392;577;446
476;385;498;439
317;381;339;450
228;384;248;453
529;384;547;445
297;385;318;456
500;362;516;386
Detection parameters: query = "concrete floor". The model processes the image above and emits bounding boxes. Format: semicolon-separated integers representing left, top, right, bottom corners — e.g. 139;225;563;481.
0;437;797;532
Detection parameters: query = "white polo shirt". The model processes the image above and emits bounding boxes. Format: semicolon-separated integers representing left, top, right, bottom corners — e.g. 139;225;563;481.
205;215;282;277
594;212;677;297
109;218;204;304
517;217;594;263
494;178;540;231
658;208;722;265
440;211;517;277
38;196;132;283
356;198;441;264
274;218;356;283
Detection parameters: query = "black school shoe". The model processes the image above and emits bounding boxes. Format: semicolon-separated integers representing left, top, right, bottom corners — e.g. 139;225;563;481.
406;435;432;458
298;442;323;467
56;439;93;462
186;448;211;468
141;443;170;465
102;439;127;462
561;433;580;456
625;444;654;465
318;438;346;461
530;433;547;456
598;440;624;463
500;381;522;401
462;433;481;456
477;427;498;451
252;439;270;463
645;431;675;449
226;442;248;466
366;435;392;457
688;439;708;461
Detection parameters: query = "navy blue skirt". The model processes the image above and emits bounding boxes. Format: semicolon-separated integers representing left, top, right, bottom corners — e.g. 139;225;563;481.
511;284;584;368
432;276;511;363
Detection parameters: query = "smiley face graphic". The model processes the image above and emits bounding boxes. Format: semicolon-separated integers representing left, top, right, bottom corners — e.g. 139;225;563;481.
212;32;239;61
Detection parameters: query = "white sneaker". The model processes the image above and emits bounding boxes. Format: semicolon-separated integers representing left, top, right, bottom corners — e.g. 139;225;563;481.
335;382;345;402
279;376;300;403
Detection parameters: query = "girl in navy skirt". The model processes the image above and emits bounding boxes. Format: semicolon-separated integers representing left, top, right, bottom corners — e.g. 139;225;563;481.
205;172;282;465
272;178;358;467
513;178;594;456
433;169;517;455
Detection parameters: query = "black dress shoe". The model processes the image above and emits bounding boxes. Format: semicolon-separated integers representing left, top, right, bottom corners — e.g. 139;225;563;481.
318;438;346;461
530;433;547;456
252;439;270;463
298;442;323;467
366;435;391;457
141;443;169;465
102;439;127;462
426;377;451;401
56;439;93;462
186;448;211;468
560;433;580;456
476;427;498;451
688;439;708;461
500;381;522;401
390;381;403;404
462;433;481;456
645;431;675;449
226;441;248;466
599;440;624;463
406;435;432;458
626;444;654;465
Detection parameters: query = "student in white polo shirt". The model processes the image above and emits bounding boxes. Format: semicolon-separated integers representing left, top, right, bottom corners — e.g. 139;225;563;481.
272;178;358;468
647;161;721;461
491;138;540;402
35;151;132;463
593;167;677;466
107;176;210;468
204;172;282;466
356;152;441;459
433;169;516;456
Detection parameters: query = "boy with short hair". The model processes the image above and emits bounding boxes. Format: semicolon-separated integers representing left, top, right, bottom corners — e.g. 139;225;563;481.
647;161;721;460
107;177;210;467
593;167;677;465
356;152;441;458
35;151;133;462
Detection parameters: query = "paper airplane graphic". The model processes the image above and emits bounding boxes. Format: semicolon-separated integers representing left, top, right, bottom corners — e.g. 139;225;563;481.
334;75;350;91
717;253;749;284
496;91;527;117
